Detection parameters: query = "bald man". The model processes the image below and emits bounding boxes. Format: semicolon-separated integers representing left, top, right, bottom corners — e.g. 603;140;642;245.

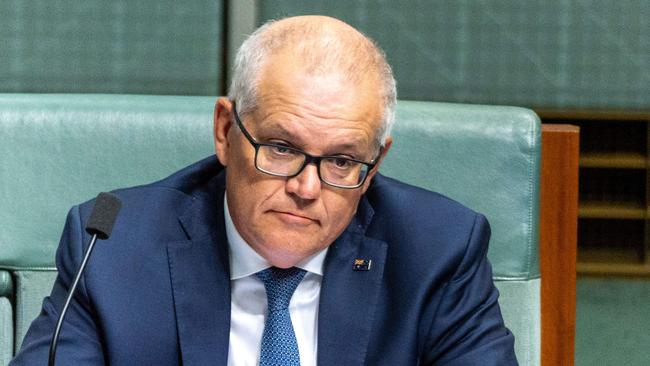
12;16;517;365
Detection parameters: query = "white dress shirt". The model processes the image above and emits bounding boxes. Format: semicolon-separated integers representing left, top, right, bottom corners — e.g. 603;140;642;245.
225;194;327;366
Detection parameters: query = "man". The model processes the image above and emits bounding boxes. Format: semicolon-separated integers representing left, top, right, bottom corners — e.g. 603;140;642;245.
12;16;517;365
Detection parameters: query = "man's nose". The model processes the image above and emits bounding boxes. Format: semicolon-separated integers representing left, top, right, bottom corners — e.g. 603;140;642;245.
285;163;322;200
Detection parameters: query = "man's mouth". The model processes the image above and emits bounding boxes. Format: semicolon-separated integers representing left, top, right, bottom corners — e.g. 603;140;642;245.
271;210;317;225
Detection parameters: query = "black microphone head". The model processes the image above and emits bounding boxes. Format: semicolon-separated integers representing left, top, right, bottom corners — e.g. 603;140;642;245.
85;192;122;240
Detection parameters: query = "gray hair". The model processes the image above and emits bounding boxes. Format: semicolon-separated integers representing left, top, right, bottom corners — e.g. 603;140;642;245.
228;18;397;147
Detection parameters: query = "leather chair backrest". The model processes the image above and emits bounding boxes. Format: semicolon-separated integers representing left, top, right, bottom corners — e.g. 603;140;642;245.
381;101;541;365
0;94;216;357
0;94;539;365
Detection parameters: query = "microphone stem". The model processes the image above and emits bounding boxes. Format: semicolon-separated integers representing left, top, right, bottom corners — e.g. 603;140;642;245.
48;233;99;366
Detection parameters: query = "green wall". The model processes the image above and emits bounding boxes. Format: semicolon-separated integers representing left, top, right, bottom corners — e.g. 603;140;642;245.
0;0;224;95
259;0;649;110
2;1;648;110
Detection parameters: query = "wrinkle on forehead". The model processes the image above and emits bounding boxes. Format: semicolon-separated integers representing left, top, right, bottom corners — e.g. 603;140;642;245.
250;109;377;159
255;58;382;124
255;91;373;127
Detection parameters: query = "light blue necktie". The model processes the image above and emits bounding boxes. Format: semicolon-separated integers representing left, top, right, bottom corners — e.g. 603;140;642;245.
256;266;307;366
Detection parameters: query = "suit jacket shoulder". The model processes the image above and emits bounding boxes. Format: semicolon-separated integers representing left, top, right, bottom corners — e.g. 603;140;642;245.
365;173;489;280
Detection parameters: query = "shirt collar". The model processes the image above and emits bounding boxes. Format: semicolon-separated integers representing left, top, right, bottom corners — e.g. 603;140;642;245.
224;192;328;280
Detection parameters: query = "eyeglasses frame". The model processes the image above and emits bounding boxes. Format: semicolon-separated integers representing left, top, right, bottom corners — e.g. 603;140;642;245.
231;103;382;189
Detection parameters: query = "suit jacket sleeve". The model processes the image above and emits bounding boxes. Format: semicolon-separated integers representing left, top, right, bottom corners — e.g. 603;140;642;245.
10;205;105;365
422;214;518;365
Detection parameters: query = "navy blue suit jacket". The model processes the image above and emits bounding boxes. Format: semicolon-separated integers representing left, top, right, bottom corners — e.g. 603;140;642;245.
12;156;517;365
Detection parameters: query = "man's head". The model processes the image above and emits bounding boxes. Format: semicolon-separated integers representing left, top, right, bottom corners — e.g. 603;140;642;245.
213;16;396;268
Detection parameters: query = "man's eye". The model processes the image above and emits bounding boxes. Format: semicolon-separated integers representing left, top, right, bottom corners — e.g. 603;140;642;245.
334;158;353;168
270;145;294;155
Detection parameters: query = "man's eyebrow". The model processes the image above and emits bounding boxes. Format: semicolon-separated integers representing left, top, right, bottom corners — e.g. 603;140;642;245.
255;122;306;145
258;122;369;157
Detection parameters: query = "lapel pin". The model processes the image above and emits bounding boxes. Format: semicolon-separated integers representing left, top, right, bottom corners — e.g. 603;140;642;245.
353;258;372;271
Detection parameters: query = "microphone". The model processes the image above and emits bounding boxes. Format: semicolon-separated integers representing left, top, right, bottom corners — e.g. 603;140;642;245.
48;192;122;366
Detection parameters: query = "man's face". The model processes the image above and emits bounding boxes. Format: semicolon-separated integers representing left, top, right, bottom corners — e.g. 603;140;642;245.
214;52;391;268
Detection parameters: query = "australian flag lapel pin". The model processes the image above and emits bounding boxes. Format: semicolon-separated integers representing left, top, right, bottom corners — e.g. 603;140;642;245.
353;258;372;271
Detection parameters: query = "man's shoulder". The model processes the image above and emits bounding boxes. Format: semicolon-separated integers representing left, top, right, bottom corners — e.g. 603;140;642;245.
364;173;489;270
67;156;225;258
367;173;482;224
77;155;223;214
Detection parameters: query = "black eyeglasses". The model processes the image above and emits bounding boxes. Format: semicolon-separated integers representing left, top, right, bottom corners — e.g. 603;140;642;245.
232;104;381;189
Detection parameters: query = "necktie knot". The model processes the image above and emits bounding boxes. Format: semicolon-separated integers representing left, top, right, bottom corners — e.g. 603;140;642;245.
256;267;306;312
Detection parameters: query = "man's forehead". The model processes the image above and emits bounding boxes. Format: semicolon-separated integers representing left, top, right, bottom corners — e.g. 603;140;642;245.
255;59;382;118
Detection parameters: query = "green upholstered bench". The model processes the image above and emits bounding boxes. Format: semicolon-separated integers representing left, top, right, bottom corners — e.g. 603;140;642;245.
0;94;540;365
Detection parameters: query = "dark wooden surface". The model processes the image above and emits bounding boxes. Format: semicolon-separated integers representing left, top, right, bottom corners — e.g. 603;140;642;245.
540;124;579;366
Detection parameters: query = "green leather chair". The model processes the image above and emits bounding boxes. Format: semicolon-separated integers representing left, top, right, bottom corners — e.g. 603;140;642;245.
0;94;540;365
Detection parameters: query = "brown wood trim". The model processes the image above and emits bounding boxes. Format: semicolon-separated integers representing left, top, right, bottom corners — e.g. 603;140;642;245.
536;109;650;121
579;152;646;169
578;262;650;277
645;122;649;263
540;124;579;366
578;202;646;219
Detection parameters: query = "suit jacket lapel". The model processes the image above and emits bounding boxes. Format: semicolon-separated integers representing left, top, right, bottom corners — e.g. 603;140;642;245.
318;196;387;365
167;172;231;365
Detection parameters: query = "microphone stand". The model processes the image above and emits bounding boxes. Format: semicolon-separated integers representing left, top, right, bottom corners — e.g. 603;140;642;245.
47;191;121;366
48;233;100;366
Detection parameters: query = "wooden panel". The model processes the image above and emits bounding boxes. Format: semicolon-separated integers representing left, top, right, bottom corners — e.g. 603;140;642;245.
540;124;579;366
578;202;646;219
579;152;646;169
536;109;650;121
578;261;650;276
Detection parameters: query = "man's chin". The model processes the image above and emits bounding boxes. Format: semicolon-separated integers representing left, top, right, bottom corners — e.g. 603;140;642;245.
254;235;324;266
260;246;314;268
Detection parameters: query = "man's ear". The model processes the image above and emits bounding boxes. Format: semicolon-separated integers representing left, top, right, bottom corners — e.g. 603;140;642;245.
361;136;393;194
214;98;234;166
